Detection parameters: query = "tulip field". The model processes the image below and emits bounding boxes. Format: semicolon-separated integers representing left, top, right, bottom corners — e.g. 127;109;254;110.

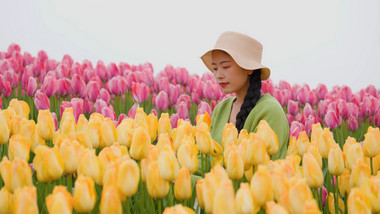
0;43;380;214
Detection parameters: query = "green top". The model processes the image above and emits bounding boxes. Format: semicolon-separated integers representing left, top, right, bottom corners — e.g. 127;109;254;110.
210;93;289;160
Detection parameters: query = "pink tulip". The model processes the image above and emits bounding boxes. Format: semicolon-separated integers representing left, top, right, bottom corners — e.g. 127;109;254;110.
119;62;131;74
212;83;223;100
324;109;341;130
286;114;294;126
62;54;73;67
107;62;120;77
158;76;170;94
41;75;58;97
140;69;154;86
168;84;180;105
7;43;21;56
150;109;158;117
336;99;349;119
319;186;328;207
347;115;359;131
261;79;273;94
71;74;87;98
0;96;2;108
287;100;299;115
303;103;314;118
71;98;84;122
96;60;108;81
94;99;108;114
203;80;216;100
155;91;169;111
305;115;317;136
349;94;361;107
87;81;100;102
318;100;329;118
374;110;380;127
21;66;33;88
38;50;48;63
46;59;58;72
211;100;217;110
315;83;328;100
82;59;94;71
84;99;94;114
23;51;34;65
71;63;84;77
1;79;12;97
346;102;359;118
296;86;309;105
200;72;215;82
196;101;212;118
4;69;18;88
170;113;180;128
273;89;285;106
195;81;205;99
289;121;304;138
116;114;128;126
176;101;189;120
370;96;380;115
295;113;307;125
51;112;58;131
101;105;116;121
191;91;201;105
128;103;138;119
132;82;150;103
279;80;291;91
176;67;189;86
26;77;37;96
359;96;372;117
56;63;70;79
84;68;96;83
99;88;111;105
365;84;377;97
308;91;318;106
176;94;191;110
34;90;50;111
60;101;73;118
290;84;300;100
57;78;72;97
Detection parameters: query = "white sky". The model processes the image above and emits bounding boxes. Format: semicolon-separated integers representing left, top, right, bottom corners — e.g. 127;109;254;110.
1;0;380;93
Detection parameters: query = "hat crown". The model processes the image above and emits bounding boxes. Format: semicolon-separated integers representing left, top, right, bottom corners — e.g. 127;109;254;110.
214;31;263;63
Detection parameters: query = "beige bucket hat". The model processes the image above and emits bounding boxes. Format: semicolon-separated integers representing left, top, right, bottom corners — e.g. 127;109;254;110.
201;31;270;80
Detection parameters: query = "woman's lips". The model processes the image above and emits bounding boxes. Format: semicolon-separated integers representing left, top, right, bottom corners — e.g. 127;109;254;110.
219;82;228;88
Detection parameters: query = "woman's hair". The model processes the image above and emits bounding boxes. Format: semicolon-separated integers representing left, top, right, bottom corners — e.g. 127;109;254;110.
235;69;262;132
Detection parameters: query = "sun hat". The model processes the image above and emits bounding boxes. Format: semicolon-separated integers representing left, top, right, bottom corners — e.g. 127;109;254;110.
201;31;270;80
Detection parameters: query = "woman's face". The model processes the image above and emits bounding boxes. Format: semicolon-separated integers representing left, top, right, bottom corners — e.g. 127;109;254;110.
211;50;252;96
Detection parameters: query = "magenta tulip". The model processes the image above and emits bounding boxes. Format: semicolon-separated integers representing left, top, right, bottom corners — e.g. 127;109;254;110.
62;54;73;67
51;112;58;131
116;113;128;126
107;62;120;77
273;89;285;106
196;101;212;118
108;76;122;95
150;109;158;117
347;115;359;131
191;91;201;105
140;69;154;86
21;66;33;88
195;81;205;99
308;91;318;106
132;82;150;103
128;104;138;119
297;86;309;105
87;81;100;102
34;90;50;111
279;80;291;90
288;100;299;115
170;113;180;128
336;99;349;119
71;98;84;122
176;101;189;120
261;79;273;94
346;102;359;118
359;96;372;117
289;121;304;138
286;114;294;126
32;60;45;77
94;99;108;114
71;74;87;98
315;83;328;100
96;60;108;81
303;103;314;118
305;115;317;136
38;50;48;63
324;109;341;130
290;84;300;100
99;88;111;105
365;84;377;97
56;63;70;78
4;69;18;88
101;105;116;121
155;91;169;111
84;68;96;83
176;67;189;86
295;113;307;124
0;96;2;108
57;78;72;97
84;99;94;114
168;84;180;105
318;100;329;118
41;75;58;97
176;94;191;110
375;110;380;127
26;77;37;96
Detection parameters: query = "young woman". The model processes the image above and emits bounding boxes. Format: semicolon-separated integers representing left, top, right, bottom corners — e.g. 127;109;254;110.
201;31;289;159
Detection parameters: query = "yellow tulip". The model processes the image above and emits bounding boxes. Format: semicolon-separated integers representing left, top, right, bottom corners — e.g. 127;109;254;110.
221;123;238;149
30;126;46;152
73;175;96;213
177;140;199;173
244;166;254;183
211;139;223;158
36;109;55;141
117;159;140;198
10;114;23;136
288;178;313;214
286;136;299;157
87;118;101;148
174;120;192;151
102;162;119;197
196;111;211;130
345;142;364;171
278;191;291;213
350;158;371;188
158;145;180;181
11;158;33;193
363;126;380;158
328;192;345;214
158;113;172;138
318;128;335;159
256;120;279;156
89;112;104;122
196;122;213;154
156;133;174;153
60;139;84;174
235;183;260;214
2;108;16;135
360;176;380;213
328;143;345;176
226;145;244;180
14;186;38;214
100;186;122;214
134;107;149;130
372;152;380;174
270;167;289;201
343;136;358;154
0;156;13;192
116;118;134;148
266;201;289;214
310;123;323;143
250;165;273;207
0;186;13;214
196;179;205;208
163;204;196;214
74;131;93;149
303;199;322;214
296;131;310;157
60;107;76;135
236;129;249;145
147;160;169;198
338;169;351;196
245;133;267;166
46;186;73;214
140;145;159;183
33;145;64;182
8;135;31;162
9;99;29;119
306;141;322;168
347;188;371;214
147;113;158;142
303;153;323;188
212;180;235;214
76;114;88;132
130;126;150;160
99;117;116;148
0;110;10;145
174;167;192;201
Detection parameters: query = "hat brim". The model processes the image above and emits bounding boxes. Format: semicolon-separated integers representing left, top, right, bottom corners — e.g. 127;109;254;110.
201;48;271;80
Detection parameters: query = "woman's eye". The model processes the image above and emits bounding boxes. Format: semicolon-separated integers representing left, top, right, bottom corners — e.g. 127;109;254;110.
223;66;230;69
212;68;218;71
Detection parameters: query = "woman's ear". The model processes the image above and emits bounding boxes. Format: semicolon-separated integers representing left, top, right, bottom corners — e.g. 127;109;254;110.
247;69;254;75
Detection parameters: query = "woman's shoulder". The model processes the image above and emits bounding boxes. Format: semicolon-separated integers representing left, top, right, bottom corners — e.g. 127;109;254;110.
213;96;235;112
254;93;285;115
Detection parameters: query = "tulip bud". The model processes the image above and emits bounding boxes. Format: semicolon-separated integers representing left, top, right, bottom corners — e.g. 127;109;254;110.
147;113;158;142
11;158;34;193
0;157;13;192
345;143;364;171
14;186;39;214
222;123;238;149
33;145;64;182
100;186;122;214
99;117;116;148
60;107;76;135
288;178;313;214
212;180;235;214
245;134;267;166
286;136;299;157
87;117;102;148
318;128;335;159
266;201;288;214
177;141;199;173
236;129;249;145
158;113;172;138
250;165;273;207
303;153;323;188
256;120;279;156
117;159;140;198
147;161;169;198
76;114;88;132
0;110;10;145
235;183;259;214
196;111;212;130
328;143;344;176
362;126;380;158
174;167;192;201
196;179;205;208
158;145;180;182
296;131;309;157
8;135;31;162
328;192;345;214
60;139;84;174
116;118;134;148
163;204;196;214
305;141;322;168
140;145;159;183
46;186;74;214
9;99;29;119
310;123;322;144
36;109;55;141
130;126;150;160
73;175;96;213
226;146;244;180
270;167;290;202
347;188;371;214
350;158;371;188
196;122;213;154
173;120;192;151
0;187;13;214
338;169;351;196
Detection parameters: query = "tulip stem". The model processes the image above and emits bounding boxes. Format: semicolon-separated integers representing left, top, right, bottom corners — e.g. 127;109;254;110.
333;176;339;214
370;157;374;175
158;198;162;214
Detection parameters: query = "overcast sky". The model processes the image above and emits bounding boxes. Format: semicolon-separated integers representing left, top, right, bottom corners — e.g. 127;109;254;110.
1;0;379;93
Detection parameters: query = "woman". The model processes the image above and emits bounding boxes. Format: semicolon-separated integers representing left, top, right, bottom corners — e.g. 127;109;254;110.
201;31;289;160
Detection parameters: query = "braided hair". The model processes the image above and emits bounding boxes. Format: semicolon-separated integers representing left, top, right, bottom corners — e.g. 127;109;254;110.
235;69;262;132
